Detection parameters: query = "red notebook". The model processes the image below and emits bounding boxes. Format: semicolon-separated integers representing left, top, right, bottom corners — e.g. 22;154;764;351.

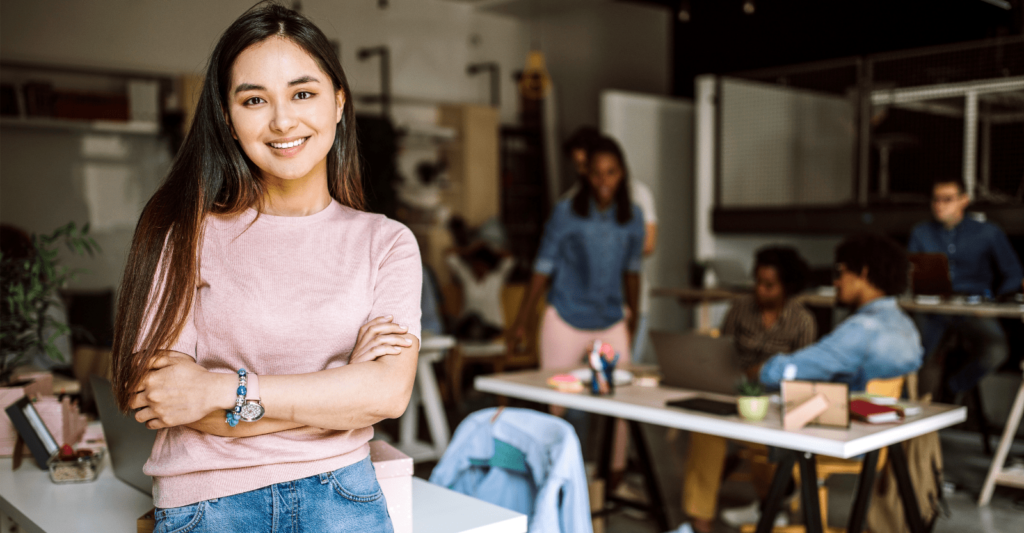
850;399;900;423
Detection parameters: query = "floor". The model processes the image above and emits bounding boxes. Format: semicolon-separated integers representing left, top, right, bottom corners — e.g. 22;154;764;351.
408;385;1024;533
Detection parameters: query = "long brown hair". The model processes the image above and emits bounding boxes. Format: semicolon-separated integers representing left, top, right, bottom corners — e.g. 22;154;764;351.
111;3;363;411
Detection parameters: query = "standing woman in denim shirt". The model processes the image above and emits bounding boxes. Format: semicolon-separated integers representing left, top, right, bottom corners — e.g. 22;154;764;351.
508;135;645;483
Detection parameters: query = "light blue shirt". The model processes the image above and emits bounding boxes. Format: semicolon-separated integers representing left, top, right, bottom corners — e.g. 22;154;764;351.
533;198;645;330
429;407;592;533
759;297;923;392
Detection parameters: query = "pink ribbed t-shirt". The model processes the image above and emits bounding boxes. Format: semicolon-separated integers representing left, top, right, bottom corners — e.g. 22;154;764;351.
142;201;422;508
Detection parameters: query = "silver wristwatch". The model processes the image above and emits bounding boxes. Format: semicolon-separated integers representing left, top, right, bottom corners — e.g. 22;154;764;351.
239;399;265;423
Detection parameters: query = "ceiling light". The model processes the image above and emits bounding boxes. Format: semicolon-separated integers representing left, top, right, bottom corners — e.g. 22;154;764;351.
678;0;691;23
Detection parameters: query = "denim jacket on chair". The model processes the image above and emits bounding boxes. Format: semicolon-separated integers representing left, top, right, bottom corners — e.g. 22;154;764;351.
428;407;592;533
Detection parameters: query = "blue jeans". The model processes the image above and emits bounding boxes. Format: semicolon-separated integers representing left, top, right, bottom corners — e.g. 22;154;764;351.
154;457;393;533
916;314;1009;393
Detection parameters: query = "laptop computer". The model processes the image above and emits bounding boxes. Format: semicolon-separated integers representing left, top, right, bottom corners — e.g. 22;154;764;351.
91;375;156;496
650;330;745;396
908;253;953;296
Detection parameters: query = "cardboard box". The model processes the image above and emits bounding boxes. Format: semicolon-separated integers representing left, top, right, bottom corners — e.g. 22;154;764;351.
370;440;413;533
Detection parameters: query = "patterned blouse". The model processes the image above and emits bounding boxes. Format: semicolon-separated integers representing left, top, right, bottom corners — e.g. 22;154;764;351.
722;295;816;369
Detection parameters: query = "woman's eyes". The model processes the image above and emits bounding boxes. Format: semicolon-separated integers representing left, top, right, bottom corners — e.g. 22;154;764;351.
241;92;314;106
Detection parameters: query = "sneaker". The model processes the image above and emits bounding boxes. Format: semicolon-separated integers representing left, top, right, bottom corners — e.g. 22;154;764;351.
664;523;694;533
720;501;789;528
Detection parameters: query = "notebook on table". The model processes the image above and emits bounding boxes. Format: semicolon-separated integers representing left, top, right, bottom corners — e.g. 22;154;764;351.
850;399;900;424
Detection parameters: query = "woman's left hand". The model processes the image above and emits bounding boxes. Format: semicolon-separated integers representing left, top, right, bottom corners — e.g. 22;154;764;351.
130;353;228;430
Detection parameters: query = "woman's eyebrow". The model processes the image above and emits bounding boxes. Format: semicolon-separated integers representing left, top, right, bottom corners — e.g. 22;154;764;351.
233;76;320;95
234;83;264;95
288;75;320;86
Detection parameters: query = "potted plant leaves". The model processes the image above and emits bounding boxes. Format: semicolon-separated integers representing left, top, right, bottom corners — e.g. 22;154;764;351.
1;222;99;386
736;378;770;422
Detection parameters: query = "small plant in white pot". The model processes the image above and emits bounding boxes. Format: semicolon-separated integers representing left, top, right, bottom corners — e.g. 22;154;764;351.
736;378;770;421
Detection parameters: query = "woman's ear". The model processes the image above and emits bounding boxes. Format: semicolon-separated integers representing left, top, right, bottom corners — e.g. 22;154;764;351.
335;90;345;124
223;108;238;140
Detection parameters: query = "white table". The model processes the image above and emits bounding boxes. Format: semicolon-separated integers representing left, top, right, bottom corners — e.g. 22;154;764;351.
411;478;525;533
0;454;525;533
476;368;967;533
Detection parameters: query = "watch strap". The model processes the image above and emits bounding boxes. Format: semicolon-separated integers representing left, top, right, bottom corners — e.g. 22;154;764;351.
244;373;260;401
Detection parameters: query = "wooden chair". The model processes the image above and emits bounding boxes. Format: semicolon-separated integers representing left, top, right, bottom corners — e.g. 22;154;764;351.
741;374;915;533
443;282;546;411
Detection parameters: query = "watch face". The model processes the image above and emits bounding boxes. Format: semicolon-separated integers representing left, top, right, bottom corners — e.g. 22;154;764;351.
239;402;265;422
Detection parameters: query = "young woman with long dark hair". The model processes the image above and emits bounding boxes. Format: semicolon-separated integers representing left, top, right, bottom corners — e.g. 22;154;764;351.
111;5;419;531
507;135;645;486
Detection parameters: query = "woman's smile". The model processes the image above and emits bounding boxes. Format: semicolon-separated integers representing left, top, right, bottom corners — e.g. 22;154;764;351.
267;136;310;155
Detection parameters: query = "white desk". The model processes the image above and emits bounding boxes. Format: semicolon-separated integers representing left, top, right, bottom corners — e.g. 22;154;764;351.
477;369;965;459
476;368;967;533
0;453;152;533
0;454;525;533
411;478;525;533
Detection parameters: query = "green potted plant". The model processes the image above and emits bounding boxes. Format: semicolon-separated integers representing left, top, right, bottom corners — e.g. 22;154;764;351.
1;222;99;387
736;378;770;421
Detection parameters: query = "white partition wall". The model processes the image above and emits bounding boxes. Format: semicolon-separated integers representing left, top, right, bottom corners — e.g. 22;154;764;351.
694;76;845;329
601;90;695;349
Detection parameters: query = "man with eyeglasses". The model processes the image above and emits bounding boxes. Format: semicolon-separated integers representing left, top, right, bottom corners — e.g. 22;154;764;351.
908;177;1023;398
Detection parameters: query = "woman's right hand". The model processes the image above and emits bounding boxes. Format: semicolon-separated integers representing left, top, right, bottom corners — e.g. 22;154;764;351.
350;315;413;365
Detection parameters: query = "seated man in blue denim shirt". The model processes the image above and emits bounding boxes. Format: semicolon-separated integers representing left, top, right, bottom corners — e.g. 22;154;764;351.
759;234;924;391
908;177;1023;395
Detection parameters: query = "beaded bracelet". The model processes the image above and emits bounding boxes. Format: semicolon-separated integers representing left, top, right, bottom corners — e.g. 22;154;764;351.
225;369;247;427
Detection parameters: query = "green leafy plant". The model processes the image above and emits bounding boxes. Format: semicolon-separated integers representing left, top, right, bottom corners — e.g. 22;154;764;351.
736;377;765;397
0;222;99;385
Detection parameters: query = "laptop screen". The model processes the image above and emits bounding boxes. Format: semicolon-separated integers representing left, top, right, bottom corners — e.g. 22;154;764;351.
90;375;156;496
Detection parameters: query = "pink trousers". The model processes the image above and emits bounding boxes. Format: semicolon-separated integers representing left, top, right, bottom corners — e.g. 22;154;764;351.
539;306;632;370
538;306;631;473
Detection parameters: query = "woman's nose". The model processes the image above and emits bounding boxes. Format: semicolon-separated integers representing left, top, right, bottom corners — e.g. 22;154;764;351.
270;102;298;133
